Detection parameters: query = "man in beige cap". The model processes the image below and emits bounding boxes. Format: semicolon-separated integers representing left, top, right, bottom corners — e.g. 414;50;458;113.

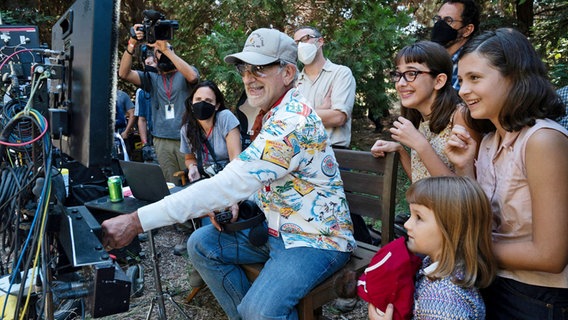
102;28;355;319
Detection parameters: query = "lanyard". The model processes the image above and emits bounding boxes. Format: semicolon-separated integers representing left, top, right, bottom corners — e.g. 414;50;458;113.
161;73;175;103
202;126;214;161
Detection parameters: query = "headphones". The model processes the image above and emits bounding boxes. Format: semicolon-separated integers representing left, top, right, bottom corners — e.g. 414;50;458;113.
222;200;267;246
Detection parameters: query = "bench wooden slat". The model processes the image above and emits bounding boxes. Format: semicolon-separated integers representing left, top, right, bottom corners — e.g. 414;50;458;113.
339;170;387;196
345;193;383;219
241;150;399;320
337;150;398;247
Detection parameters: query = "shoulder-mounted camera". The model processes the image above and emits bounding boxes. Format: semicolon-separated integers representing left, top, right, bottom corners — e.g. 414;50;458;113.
130;10;179;44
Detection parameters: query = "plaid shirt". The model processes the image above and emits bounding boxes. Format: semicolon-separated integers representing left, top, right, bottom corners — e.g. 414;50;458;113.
557;86;568;130
451;47;463;91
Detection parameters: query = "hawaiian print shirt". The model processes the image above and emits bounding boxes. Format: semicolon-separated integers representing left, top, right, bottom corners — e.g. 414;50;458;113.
138;88;356;252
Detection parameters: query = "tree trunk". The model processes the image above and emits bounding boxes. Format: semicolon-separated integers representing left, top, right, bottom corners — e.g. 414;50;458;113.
516;0;534;36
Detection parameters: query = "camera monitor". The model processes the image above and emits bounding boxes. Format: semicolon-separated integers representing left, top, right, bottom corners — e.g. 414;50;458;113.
50;0;119;168
0;25;42;81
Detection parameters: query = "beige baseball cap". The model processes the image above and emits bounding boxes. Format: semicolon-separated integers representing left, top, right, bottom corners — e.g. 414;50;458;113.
224;28;297;65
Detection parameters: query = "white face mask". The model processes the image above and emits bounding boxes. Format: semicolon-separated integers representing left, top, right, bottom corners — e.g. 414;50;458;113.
298;42;318;65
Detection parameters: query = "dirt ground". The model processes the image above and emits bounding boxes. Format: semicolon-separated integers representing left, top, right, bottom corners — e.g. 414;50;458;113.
91;115;390;320
98;225;372;320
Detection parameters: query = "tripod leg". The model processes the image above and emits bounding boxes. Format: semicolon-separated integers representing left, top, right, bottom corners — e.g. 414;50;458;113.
165;294;191;319
147;230;168;320
145;297;155;320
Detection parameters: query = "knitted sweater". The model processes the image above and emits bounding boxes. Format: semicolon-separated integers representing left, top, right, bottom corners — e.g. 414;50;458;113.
413;257;485;319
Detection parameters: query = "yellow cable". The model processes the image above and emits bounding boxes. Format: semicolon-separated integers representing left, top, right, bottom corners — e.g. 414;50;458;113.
18;179;51;320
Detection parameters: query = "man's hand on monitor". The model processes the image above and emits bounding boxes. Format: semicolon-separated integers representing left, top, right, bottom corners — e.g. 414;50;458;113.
101;211;143;250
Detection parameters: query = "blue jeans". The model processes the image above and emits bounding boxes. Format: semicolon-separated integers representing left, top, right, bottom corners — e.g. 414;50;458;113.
482;276;568;320
187;224;351;320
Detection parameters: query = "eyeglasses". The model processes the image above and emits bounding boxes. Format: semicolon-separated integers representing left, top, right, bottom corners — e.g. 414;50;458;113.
294;34;319;45
389;70;434;83
235;61;282;78
432;15;463;26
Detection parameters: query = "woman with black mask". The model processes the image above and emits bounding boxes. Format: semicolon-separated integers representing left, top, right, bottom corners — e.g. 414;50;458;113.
180;80;242;182
178;81;241;294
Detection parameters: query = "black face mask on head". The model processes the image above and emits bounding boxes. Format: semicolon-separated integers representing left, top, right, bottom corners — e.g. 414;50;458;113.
431;20;459;47
192;101;216;120
157;54;176;73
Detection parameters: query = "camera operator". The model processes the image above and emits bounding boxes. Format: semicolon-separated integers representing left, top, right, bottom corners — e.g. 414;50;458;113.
119;21;199;185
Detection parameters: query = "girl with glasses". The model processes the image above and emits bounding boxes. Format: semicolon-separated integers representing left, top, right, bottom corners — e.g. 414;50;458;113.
371;41;483;183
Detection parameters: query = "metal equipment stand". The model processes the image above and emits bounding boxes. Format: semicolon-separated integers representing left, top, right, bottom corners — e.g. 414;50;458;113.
145;230;191;320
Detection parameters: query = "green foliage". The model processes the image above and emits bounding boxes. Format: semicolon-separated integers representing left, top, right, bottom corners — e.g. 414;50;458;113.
190;24;248;107
4;0;566;105
481;0;567;87
531;0;568;88
326;3;414;121
1;8;51;26
1;8;62;43
155;0;414;116
395;165;411;215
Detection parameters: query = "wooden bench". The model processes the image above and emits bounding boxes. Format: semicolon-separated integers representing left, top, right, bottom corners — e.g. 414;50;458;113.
242;149;399;320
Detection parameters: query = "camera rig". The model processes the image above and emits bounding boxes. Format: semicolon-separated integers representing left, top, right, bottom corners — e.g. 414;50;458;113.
0;0;134;317
0;47;132;318
131;10;179;44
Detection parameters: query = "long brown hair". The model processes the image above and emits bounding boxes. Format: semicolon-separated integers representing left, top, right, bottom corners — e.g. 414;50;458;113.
406;176;496;288
182;80;227;152
459;28;565;133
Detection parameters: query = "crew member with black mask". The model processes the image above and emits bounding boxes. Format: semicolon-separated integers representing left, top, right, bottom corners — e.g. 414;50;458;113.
119;23;200;186
174;80;242;294
431;0;480;91
180;80;241;189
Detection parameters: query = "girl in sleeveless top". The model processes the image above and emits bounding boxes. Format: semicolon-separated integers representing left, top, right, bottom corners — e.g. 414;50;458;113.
446;28;568;319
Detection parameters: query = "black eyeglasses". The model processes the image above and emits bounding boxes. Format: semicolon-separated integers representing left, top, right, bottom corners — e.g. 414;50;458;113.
432;15;462;26
235;61;282;78
294;34;319;45
389;70;434;83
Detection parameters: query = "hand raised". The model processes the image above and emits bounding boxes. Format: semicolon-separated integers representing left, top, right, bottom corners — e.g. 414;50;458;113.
445;124;477;176
389;117;424;149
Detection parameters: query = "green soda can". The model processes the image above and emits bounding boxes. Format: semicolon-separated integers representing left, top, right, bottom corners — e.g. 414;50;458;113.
107;176;124;202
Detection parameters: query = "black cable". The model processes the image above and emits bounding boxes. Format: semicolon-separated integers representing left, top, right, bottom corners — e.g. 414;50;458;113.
217;231;245;311
5;165;38;316
14;198;47;314
0;107;50;318
14;150;51;318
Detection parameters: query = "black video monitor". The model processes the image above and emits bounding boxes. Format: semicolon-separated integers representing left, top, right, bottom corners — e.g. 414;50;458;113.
50;0;119;168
